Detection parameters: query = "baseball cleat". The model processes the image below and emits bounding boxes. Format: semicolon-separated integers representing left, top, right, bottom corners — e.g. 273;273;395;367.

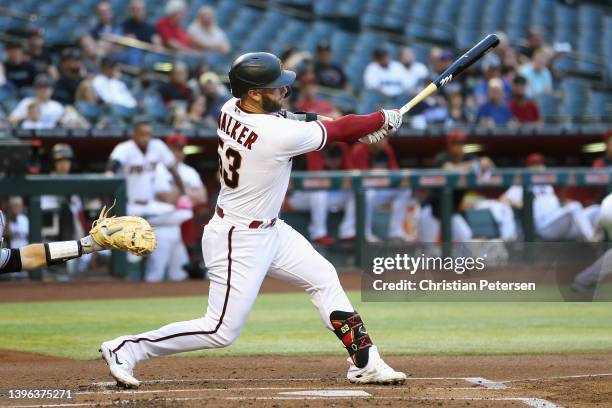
347;346;407;385
99;343;140;389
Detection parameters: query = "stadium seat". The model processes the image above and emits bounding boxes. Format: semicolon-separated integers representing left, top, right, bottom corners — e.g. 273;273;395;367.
356;90;385;114
535;94;558;123
464;209;499;239
75;101;104;123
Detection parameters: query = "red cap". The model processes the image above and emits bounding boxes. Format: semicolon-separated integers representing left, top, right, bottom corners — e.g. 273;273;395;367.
447;129;467;145
526;153;545;166
166;132;187;148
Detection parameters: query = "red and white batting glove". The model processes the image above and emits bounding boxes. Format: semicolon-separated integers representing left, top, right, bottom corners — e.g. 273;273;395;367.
381;109;402;131
359;127;388;144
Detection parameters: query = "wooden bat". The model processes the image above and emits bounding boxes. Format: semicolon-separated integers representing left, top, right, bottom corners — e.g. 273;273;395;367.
399;34;500;116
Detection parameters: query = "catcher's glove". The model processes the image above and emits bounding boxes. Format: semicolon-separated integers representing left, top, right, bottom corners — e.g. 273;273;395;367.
89;203;157;256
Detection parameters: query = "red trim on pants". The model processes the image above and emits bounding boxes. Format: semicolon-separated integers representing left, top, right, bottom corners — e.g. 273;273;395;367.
112;226;235;353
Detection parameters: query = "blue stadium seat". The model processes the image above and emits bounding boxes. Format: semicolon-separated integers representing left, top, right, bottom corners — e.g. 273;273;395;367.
584;91;612;122
75;101;104;122
356;90;385;114
535;94;558;123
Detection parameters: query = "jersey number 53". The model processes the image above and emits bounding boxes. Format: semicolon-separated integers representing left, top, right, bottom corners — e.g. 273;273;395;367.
218;139;242;189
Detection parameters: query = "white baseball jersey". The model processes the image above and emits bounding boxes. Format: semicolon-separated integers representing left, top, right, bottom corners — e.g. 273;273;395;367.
505;185;559;225
110;139;175;204
216;98;327;221
177;162;204;191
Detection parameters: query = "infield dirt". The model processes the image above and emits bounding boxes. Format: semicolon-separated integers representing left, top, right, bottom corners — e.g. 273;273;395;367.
0;274;610;407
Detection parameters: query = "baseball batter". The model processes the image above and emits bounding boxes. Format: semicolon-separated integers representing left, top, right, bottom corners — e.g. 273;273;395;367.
100;52;406;387
573;192;612;292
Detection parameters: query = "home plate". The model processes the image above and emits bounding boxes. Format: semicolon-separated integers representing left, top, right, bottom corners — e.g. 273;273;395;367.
279;390;371;397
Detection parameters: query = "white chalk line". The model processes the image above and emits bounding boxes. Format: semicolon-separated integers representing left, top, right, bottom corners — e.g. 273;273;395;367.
77;385;485;396
464;377;509;389
1;396;562;408
89;376;473;387
501;372;612;383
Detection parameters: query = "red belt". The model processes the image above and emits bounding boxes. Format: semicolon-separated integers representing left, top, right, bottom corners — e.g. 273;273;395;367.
216;207;277;229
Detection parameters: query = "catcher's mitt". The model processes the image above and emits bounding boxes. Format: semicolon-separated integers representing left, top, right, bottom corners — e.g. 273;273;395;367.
89;203;157;256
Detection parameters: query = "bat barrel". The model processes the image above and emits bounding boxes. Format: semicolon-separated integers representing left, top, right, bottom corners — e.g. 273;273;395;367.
433;34;500;88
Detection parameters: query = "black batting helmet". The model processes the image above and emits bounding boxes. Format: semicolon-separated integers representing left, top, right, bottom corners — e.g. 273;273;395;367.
228;52;296;98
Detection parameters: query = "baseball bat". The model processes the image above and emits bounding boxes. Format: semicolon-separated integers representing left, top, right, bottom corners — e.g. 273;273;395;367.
398;34;500;115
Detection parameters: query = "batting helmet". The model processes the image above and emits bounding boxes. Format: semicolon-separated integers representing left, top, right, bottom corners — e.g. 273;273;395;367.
228;52;296;98
51;143;74;161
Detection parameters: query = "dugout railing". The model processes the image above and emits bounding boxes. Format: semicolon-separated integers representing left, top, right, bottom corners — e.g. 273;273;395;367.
291;168;612;263
1;170;611;278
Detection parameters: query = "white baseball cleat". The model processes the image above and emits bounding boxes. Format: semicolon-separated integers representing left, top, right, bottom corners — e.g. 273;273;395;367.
347;346;407;385
99;343;140;389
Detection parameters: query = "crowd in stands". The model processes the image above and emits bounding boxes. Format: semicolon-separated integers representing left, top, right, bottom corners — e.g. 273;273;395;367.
0;0;593;132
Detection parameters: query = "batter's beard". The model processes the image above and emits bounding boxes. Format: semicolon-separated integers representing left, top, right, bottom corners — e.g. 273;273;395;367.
261;94;282;113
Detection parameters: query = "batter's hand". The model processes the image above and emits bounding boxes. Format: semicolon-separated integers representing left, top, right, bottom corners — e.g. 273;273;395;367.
381;109;402;132
359;127;388;144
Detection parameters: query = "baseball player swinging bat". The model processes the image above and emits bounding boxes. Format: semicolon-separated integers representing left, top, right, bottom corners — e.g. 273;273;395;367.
399;34;500;116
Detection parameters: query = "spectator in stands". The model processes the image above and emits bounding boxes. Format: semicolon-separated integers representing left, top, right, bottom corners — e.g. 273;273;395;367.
159;61;192;105
519;48;553;98
288;143;355;245
156;0;191;52
91;1;121;40
476;78;514;127
474;54;512;105
5;43;37;90
9;74;64;128
121;0;161;45
445;85;471;127
187;95;217;129
429;48;453;76
187;6;231;54
398;46;429;95
78;35;101;75
364;48;407;98
518;27;545;62
91;57;137;108
592;129;612;168
294;74;340;118
351;139;412;242
53;48;84;106
20;102;43;129
198;72;227;120
508;75;541;125
26;29;56;79
313;41;350;91
170;103;192;129
7;197;28;250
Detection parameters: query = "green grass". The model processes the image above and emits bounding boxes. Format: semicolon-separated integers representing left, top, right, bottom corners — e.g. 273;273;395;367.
1;291;611;360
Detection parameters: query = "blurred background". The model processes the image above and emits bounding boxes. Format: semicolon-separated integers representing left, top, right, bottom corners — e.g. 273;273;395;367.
0;0;610;281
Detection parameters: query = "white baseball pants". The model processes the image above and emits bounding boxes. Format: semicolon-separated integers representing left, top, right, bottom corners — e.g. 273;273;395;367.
289;191;356;240
145;225;189;282
365;188;412;239
106;215;354;366
537;203;599;241
418;205;474;242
